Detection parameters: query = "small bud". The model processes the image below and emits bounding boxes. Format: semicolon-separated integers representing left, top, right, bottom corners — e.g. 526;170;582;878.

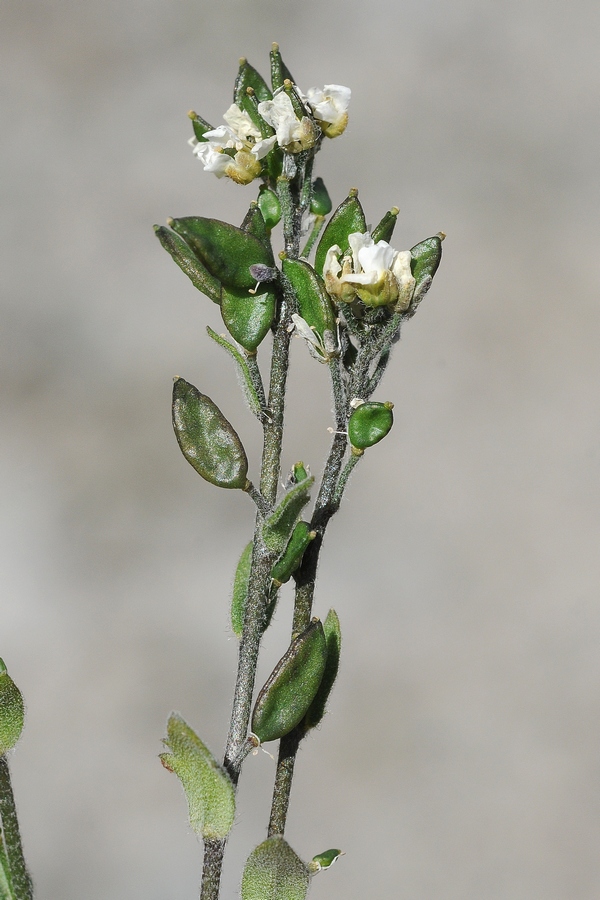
242;836;309;900
347;401;394;451
172;378;249;490
160;714;235;840
308;848;344;874
0;660;25;753
251;619;328;744
371;206;399;245
410;233;444;302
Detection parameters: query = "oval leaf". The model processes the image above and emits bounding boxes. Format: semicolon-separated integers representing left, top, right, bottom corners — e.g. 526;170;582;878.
261;476;314;556
299;609;342;734
154;226;221;303
283;257;338;356
220;285;276;353
410;234;443;296
170;217;273;290
0;660;24;754
160;713;235;840
172;378;249;490
348;401;394;451
251;619;327;744
271;521;316;586
242;836;309;900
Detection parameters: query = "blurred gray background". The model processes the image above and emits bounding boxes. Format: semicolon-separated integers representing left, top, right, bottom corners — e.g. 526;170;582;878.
2;0;599;897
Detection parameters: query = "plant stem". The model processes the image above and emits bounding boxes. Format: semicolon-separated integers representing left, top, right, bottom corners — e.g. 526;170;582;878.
0;757;32;900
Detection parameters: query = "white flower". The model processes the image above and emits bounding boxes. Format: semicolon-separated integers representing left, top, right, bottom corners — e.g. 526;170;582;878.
306;84;351;138
291;313;338;363
257;91;317;153
323;232;416;310
189;103;276;184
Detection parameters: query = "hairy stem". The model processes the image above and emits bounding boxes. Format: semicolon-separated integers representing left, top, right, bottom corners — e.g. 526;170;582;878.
0;757;32;900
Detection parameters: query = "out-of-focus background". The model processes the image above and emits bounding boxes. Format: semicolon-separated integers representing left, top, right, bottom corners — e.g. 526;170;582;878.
2;0;599;897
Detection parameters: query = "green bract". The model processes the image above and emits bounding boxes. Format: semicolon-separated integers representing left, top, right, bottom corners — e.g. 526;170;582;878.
0;659;24;754
172;378;249;489
154;226;221;303
234;58;273;105
169;217;274;291
299;608;341;734
269;43;295;92
261;476;314;556
241;836;309;900
309;848;344;873
160;714;235;840
220;285;277;353
188;109;213;143
410;234;444;297
314;189;367;277
251;619;327;744
271;521;316;586
348;401;394;452
371;206;399;245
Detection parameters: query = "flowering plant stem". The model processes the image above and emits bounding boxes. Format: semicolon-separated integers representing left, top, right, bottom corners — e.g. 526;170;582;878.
0;757;33;900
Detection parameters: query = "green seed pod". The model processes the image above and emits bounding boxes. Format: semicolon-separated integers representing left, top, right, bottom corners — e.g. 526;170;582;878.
371;206;399;245
310;177;332;216
188;110;214;143
348;401;394;452
220;285;277;354
251;619;327;743
172;378;249;489
160;714;235;840
308;848;344;873
169;217;274;291
0;659;25;754
261;476;314;556
258;187;282;231
410;233;444;296
242;836;309;900
299;609;341;734
283;257;339;358
234;58;273;105
241;202;271;250
269;43;296;92
314;189;367;277
154;226;221;304
271;521;316;586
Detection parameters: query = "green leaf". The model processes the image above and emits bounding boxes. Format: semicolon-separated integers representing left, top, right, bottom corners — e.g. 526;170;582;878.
282;257;338;358
231;542;253;638
206;327;263;419
220;285;277;354
261;476;314;556
160;714;235;840
299;609;342;734
270;521;316;586
169;217;274;291
269;44;296;92
0;660;24;755
154;226;221;303
371;206;399;245
410;233;444;296
314;190;367;277
172;378;249;490
347;401;394;452
234;58;273;105
251;619;327;744
242;836;309;900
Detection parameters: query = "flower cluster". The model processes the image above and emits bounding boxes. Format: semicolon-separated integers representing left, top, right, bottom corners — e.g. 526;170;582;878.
324;232;416;311
189;63;351;185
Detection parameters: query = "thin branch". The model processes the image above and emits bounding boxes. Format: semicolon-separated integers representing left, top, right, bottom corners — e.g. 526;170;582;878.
0;757;33;900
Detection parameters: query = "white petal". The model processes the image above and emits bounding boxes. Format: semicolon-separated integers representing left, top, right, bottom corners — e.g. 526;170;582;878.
252;135;277;160
194;144;230;176
223;103;261;141
348;231;374;272
358;240;396;277
202;125;238;149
